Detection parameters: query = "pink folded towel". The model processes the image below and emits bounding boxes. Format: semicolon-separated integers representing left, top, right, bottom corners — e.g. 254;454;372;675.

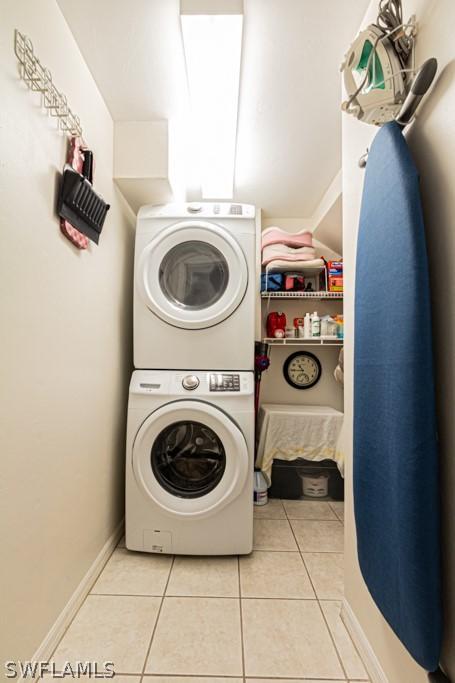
262;243;316;266
262;226;313;249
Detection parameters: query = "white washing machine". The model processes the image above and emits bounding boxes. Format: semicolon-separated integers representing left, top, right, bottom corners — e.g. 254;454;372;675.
134;202;259;371
126;369;254;555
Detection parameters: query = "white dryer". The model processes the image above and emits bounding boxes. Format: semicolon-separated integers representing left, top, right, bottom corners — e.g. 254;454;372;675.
134;202;258;371
126;370;254;555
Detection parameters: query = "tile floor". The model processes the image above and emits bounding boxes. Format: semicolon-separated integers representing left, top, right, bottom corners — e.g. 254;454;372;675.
49;499;369;682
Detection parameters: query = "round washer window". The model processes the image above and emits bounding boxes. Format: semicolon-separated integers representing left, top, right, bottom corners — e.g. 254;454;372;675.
151;420;226;499
159;241;229;310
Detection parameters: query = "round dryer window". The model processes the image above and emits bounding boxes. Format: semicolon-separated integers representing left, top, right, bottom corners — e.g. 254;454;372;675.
159;241;229;310
151;420;226;498
137;221;248;329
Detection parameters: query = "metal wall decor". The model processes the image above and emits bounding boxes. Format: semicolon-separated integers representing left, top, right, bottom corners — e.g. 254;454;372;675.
14;29;83;138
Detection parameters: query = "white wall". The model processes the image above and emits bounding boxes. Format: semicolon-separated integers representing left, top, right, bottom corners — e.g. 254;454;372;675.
342;1;455;680
0;0;134;665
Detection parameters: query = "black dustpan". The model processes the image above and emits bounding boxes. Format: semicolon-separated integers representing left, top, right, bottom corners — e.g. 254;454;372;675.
58;164;110;244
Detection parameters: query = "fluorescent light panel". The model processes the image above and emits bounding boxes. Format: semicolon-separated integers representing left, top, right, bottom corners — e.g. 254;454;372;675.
180;10;243;199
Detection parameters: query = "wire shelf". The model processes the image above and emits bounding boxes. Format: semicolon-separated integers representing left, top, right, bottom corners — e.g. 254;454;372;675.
14;29;83;138
261;291;343;300
263;337;343;347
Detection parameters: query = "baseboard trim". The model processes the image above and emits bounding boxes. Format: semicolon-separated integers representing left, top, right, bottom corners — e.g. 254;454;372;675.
341;598;389;683
26;519;124;674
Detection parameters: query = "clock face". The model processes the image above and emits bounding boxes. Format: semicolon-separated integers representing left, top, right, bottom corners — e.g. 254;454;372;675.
283;352;322;389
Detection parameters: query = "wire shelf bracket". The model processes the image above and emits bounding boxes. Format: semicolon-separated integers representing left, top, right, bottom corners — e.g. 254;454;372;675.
14;29;83;138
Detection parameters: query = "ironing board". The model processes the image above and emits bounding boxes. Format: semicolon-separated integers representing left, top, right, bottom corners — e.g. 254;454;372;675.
354;121;442;672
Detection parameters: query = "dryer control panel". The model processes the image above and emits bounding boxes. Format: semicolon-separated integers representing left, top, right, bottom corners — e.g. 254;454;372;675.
139;202;256;220
209;373;240;392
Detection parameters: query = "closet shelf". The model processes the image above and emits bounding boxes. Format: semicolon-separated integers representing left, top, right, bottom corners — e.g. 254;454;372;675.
263;337;343;346
261;291;343;300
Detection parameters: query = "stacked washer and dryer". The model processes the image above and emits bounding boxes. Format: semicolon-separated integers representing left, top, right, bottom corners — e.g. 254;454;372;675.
126;203;258;555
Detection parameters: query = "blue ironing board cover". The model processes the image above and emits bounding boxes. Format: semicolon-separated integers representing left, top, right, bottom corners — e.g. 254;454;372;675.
354;121;442;671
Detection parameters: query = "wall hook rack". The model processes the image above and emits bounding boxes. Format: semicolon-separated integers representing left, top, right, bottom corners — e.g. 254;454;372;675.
358;58;437;168
14;28;83;138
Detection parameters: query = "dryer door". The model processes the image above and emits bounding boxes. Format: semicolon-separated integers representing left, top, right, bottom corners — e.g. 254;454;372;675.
132;400;249;519
137;221;248;329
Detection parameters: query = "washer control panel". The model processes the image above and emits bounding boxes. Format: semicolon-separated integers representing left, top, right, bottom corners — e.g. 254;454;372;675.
209;373;240;392
131;371;254;396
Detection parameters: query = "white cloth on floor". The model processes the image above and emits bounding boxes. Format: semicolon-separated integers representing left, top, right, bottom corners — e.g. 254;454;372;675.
256;404;345;478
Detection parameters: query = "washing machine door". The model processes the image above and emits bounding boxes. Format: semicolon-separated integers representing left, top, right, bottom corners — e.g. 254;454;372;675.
137;221;248;329
132;400;249;519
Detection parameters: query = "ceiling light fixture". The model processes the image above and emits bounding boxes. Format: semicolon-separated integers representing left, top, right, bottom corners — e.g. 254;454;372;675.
180;1;243;199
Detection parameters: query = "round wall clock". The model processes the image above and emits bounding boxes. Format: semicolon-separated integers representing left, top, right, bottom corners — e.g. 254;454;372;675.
283;351;322;389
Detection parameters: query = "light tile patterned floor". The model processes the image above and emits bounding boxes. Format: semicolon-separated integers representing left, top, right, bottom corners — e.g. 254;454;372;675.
49;500;370;682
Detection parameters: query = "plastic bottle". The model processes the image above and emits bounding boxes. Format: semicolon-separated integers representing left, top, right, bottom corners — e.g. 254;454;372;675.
304;312;311;339
311;311;321;337
253;471;269;506
321;315;337;338
320;315;328;337
336;314;344;339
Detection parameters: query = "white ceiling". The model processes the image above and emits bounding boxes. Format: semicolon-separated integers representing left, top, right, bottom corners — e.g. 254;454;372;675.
57;0;369;218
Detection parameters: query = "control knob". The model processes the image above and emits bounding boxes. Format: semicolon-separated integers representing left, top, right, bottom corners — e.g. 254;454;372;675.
182;375;200;390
